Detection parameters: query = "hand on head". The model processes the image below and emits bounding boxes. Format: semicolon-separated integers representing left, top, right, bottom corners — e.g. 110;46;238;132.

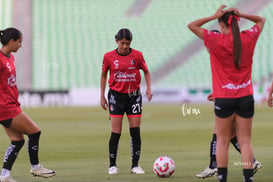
214;5;240;18
214;5;227;19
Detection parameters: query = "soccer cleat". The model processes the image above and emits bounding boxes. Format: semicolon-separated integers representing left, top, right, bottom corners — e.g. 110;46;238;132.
131;166;145;174
108;166;118;175
253;160;262;175
30;164;56;178
196;167;217;178
0;176;16;182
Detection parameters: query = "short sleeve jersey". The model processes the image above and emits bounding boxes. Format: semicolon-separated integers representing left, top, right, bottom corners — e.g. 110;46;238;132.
102;48;148;93
0;52;21;120
203;25;261;98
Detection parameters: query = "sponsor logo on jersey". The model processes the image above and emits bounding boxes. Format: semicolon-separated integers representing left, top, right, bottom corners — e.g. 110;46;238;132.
222;79;251;90
128;59;136;69
6;62;11;72
114;60;119;69
114;71;136;82
7;75;16;87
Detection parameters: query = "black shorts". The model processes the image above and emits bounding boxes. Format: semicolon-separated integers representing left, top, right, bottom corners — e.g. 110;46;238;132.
0;118;12;128
214;95;254;118
108;89;142;117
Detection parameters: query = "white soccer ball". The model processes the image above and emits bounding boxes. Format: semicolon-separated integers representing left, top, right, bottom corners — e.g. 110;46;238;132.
153;156;175;177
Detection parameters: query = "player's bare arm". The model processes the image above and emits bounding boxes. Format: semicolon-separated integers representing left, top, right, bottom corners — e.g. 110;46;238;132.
187;5;227;39
100;71;108;110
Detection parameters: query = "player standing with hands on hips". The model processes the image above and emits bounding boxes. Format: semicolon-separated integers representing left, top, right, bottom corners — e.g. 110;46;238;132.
0;28;56;182
100;28;153;175
188;5;265;182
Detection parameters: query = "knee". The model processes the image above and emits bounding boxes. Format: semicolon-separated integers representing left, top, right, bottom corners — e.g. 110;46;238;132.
217;136;230;145
217;137;230;149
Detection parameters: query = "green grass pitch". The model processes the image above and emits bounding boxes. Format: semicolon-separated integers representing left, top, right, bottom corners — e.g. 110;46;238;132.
0;104;272;181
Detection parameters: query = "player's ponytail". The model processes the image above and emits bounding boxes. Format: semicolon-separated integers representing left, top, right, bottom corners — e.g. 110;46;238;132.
0;27;22;46
230;15;241;69
115;28;133;41
219;12;242;69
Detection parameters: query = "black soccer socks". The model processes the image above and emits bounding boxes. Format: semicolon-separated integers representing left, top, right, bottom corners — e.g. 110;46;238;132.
3;140;25;170
28;131;41;165
109;132;121;167
217;167;227;182
243;168;254;182
209;134;217;169
130;127;141;168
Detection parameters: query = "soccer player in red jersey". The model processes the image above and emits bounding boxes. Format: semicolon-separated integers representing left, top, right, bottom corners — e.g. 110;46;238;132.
0;28;55;182
100;28;152;175
188;5;265;182
196;30;261;179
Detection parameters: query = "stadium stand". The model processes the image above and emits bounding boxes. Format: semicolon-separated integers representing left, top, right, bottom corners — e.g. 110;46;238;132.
29;0;273;90
251;1;273;83
32;0;136;89
0;0;12;29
